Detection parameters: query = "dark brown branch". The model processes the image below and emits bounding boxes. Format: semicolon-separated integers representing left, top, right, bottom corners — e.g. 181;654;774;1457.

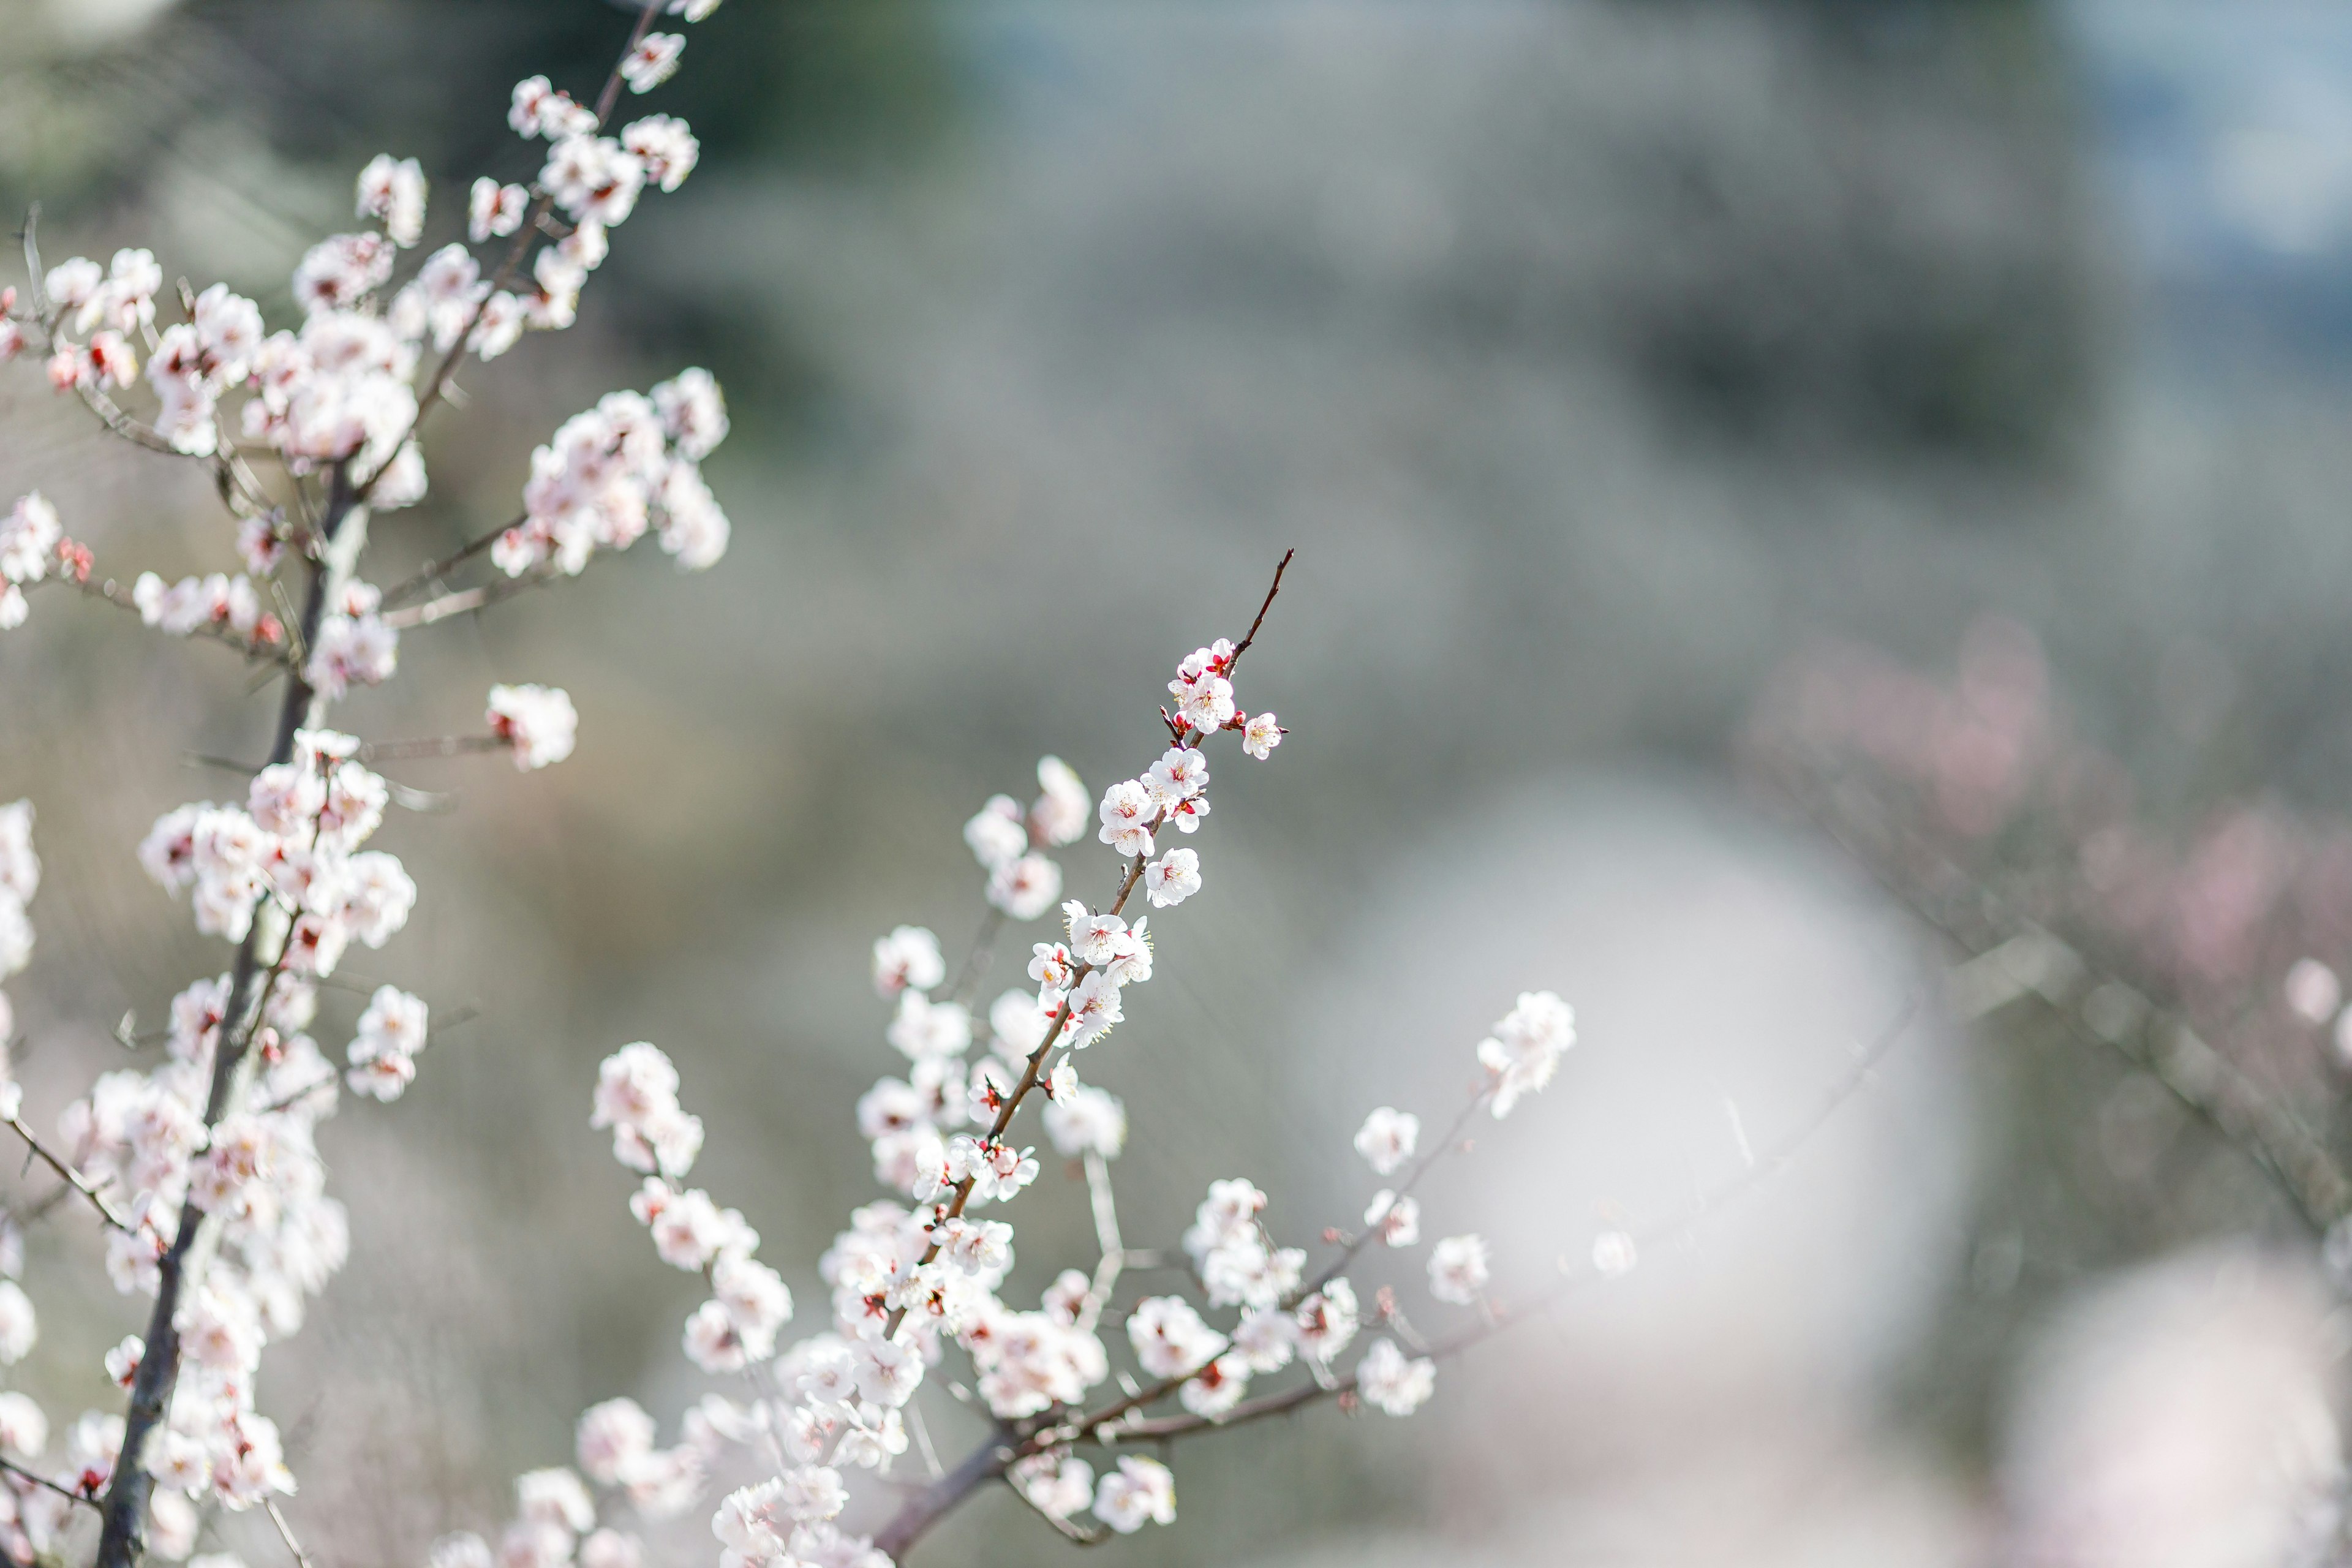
97;465;364;1568
1227;547;1294;667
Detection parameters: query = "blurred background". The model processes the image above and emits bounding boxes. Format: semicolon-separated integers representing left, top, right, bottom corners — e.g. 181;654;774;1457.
7;0;2352;1564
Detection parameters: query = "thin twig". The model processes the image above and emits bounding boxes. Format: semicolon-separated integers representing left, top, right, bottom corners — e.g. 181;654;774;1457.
881;998;1921;1558
1289;1087;1487;1308
947;907;1008;1010
5;1113;130;1232
1768;761;2351;1234
379;516;524;609
1227;548;1295;666
1095;996;1923;1448
45;576;292;666
379;570;560;630
0;1453;97;1510
265;1500;316;1568
1078;1152;1125;1332
357;735;502;763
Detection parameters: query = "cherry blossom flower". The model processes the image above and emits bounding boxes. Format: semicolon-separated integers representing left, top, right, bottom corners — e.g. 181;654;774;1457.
1092;1455;1176;1534
963;795;1026;869
1592;1230;1639;1278
1427;1233;1490;1305
1063;902;1126;967
887;992;971;1061
654;368;728;459
1030;756;1088;846
1477;989;1575;1117
872;926;944;998
542;135;644;227
347;984;429;1101
623;32;685;92
1355;1337;1434;1416
1042;1084;1126;1159
622;115;699;192
1014;1452;1095;1520
1243;710;1284;759
1295;1280;1360;1365
356;154;426;247
469;178;529;243
1058;971;1124;1047
593;1042;703;1177
0;1390;45;1457
0;1282;34;1363
575;1398;657;1486
1169;641;1237;734
1353;1106;1419;1176
1365;1189;1420;1247
1232;1306;1298;1373
1095;780;1155;858
986;853;1061;921
1143;747;1208;809
1144;847;1201;908
1027;940;1074;999
488;684;580;770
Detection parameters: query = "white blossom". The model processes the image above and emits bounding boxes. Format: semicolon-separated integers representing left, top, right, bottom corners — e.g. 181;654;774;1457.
871;926;944;998
1366;1189;1420;1247
1143;848;1201;908
1243;710;1284;759
355;154;426;247
1127;1295;1221;1379
469;178;530;243
1427;1233;1490;1305
0;1281;34;1363
1476;989;1575;1118
1353;1106;1419;1177
1042;1084;1126;1159
1355;1336;1434;1416
1030;756;1088;846
1095;780;1155;859
488;684;579;770
1295;1279;1359;1365
1592;1229;1638;1279
963;794;1025;870
1092;1455;1175;1533
622;32;685;93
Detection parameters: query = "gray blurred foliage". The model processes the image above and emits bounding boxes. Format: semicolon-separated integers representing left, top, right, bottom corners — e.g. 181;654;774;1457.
9;0;2345;1561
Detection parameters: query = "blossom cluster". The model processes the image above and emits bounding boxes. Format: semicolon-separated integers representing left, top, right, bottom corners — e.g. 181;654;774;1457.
0;816;367;1545
962;755;1088;921
431;625;1585;1567
0;0;725;603
137;728;415;964
492;370;731;579
489;684;581;771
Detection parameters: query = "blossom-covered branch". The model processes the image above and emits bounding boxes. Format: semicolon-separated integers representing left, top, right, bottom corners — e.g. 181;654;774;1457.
0;3;738;1564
